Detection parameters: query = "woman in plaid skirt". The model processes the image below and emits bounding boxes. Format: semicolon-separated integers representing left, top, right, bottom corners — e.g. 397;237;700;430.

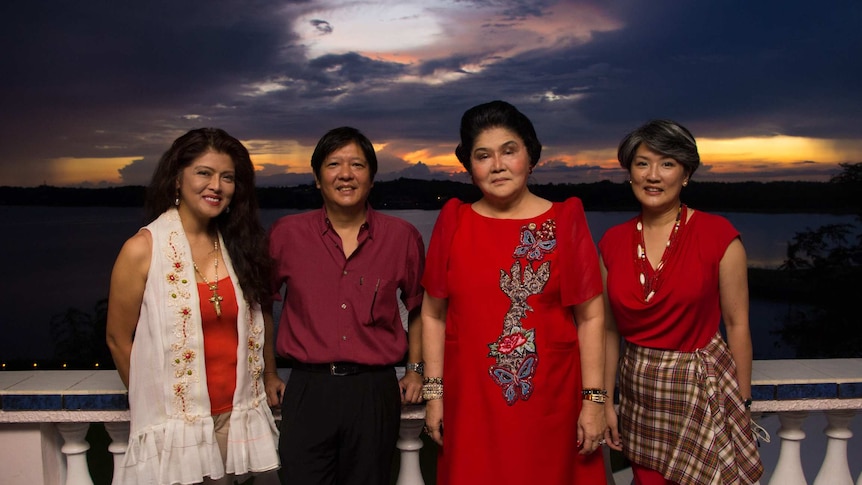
598;120;763;485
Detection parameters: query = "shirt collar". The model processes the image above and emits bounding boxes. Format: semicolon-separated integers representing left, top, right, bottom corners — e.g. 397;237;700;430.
318;203;376;239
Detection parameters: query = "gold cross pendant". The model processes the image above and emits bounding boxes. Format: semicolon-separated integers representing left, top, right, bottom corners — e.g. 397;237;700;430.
209;292;223;317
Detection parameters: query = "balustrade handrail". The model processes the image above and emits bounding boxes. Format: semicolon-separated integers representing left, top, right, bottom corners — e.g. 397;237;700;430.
1;359;861;485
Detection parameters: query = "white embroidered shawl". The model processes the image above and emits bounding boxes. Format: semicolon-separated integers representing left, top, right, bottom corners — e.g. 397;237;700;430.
114;208;278;485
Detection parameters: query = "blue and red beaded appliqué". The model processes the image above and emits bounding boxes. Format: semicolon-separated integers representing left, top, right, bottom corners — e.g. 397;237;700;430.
487;219;556;405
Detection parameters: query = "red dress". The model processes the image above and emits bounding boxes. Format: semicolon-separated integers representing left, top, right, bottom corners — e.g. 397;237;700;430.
423;198;606;484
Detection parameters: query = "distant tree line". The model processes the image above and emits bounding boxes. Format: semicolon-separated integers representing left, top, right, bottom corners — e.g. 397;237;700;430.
0;178;859;213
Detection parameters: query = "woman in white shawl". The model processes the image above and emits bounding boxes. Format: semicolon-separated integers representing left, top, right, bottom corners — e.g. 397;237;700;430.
106;128;280;484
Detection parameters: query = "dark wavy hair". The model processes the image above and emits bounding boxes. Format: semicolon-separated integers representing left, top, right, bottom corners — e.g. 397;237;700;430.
617;119;700;177
454;100;542;174
144;127;271;305
310;126;379;181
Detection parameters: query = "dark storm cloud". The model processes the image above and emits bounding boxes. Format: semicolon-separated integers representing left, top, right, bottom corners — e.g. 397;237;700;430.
310;19;334;34
0;0;859;186
558;1;862;143
0;0;299;173
308;52;407;84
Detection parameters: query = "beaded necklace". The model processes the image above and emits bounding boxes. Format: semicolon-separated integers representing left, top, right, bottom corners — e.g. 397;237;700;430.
193;239;223;317
635;204;686;303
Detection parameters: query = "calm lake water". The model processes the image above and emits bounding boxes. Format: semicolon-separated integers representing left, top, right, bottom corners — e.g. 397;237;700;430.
0;206;855;362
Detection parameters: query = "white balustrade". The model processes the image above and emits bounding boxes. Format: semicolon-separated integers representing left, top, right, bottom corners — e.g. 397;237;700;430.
103;421;129;477
56;422;93;485
2;361;862;485
813;410;856;485
769;411;808;485
394;415;425;485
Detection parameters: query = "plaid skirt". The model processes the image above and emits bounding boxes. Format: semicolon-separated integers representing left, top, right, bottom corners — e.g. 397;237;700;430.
619;333;764;485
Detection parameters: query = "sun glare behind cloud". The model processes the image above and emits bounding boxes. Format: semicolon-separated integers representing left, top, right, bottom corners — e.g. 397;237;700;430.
49;157;139;186
290;0;622;84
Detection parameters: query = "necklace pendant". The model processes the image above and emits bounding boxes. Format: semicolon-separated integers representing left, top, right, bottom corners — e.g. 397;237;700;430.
210;293;223;317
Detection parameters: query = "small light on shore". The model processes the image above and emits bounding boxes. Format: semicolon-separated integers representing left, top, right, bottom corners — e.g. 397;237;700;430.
94;362;100;368
62;363;68;368
32;362;38;368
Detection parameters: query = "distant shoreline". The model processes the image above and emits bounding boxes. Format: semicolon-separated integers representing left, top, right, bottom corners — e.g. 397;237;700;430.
0;178;858;214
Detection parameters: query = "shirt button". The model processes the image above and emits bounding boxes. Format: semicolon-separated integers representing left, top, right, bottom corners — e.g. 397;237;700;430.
341;303;347;309
342;335;347;341
343;270;348;275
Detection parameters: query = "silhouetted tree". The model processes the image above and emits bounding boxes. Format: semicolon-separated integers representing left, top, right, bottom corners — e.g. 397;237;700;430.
774;163;862;357
50;298;112;367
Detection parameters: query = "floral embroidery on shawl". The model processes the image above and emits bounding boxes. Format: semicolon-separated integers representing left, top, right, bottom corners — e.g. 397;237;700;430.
246;306;265;402
487;220;555;405
165;230;198;419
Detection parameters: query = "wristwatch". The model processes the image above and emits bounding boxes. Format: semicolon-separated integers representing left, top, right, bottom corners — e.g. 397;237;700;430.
406;362;425;375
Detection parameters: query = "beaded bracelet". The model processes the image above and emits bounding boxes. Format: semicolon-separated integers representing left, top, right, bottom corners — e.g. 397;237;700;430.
422;377;444;400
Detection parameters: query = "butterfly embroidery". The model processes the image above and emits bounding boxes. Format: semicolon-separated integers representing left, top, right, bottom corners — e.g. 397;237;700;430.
489;353;539;405
513;227;556;261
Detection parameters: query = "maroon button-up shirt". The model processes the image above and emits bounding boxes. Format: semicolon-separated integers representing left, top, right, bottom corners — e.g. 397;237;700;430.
269;206;425;365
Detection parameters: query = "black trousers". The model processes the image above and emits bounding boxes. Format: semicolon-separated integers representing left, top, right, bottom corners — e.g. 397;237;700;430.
278;367;401;485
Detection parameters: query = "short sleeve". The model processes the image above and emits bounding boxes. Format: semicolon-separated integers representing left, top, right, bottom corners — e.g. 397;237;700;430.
557;197;603;307
400;225;426;312
705;213;741;257
267;218;287;303
421;198;466;299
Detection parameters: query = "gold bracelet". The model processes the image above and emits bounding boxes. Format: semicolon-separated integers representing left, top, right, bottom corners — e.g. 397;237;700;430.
422;378;444;400
582;388;608;404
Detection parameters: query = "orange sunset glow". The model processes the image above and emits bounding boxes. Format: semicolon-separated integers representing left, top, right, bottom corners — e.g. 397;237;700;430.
30;134;859;187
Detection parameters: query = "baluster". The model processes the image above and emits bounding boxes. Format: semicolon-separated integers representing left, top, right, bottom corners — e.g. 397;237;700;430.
769;411;808;485
104;421;129;478
395;418;425;485
56;422;94;485
813;410;855;485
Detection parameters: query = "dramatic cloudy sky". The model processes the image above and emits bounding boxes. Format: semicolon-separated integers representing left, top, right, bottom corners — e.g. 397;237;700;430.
1;0;860;187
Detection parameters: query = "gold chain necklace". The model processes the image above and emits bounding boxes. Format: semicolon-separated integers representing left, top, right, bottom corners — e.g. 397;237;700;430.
193;239;223;317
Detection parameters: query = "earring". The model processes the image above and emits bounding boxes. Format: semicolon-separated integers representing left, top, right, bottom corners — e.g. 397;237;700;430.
628;180;633;185
683;180;689;187
226;206;231;214
174;189;180;207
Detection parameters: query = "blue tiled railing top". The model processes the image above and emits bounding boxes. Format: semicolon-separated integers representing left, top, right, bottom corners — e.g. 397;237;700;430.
1;393;129;411
3;360;862;411
752;382;862;402
0;370;129;411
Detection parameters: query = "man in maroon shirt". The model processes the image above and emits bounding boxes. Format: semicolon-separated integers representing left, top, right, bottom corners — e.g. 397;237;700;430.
263;126;425;485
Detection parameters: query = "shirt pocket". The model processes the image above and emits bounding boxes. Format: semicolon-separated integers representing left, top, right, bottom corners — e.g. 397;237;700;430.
355;277;399;327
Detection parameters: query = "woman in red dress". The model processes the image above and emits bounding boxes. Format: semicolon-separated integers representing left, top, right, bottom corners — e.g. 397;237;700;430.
599;120;763;485
421;100;608;484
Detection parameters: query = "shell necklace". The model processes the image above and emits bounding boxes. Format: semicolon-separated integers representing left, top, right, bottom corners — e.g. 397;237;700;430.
635;204;686;302
193;238;223;317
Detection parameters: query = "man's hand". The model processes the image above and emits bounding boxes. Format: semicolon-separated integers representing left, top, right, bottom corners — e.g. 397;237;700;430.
399;370;424;404
263;372;285;408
